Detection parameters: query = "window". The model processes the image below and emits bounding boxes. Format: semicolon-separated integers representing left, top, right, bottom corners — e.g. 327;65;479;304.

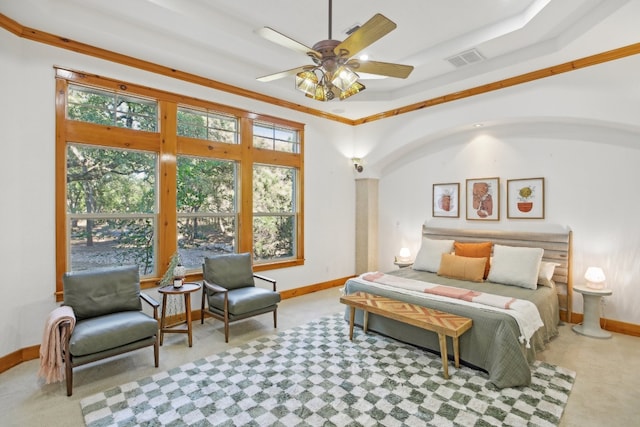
66;143;157;275
177;107;239;143
253;164;296;262
56;68;304;296
253;122;299;153
67;84;158;131
177;156;237;269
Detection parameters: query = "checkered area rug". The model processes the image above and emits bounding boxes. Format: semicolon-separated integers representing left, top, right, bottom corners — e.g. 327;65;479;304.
81;313;575;426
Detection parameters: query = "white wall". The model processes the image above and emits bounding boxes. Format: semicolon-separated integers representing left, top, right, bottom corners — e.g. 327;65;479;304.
0;32;357;357
356;54;640;326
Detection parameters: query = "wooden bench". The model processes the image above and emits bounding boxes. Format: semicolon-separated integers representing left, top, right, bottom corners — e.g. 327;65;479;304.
340;291;472;379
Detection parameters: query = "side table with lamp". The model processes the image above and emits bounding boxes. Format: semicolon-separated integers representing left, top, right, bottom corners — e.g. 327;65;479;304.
572;267;612;339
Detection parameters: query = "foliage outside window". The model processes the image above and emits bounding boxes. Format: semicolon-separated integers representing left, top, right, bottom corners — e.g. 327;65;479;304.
253;164;296;262
56;69;304;294
67;84;158;132
177;107;239;143
253;122;299;153
177;156;237;270
66;144;157;275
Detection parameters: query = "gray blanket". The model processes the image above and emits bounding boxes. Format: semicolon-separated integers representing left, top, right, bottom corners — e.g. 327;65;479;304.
343;268;559;388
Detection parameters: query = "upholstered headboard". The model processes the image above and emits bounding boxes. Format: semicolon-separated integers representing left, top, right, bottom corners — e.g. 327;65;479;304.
422;225;573;321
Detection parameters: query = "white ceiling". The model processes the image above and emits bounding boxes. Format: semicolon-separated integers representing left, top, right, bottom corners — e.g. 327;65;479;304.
2;0;638;119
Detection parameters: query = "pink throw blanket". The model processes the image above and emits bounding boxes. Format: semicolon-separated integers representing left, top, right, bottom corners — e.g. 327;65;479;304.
362;272;516;309
38;306;76;384
425;285;517;309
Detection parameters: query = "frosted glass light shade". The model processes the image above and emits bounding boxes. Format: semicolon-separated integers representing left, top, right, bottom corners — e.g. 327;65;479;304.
397;247;412;263
584;266;606;289
399;248;411;259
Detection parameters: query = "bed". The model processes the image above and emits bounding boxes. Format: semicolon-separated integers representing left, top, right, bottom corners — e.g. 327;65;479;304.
343;225;573;388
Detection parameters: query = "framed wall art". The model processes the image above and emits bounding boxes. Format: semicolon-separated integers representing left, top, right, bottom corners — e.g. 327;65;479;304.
466;177;499;220
432;182;459;217
507;177;545;219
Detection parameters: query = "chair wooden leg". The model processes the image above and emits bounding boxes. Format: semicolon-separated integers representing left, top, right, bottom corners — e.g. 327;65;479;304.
154;337;159;367
273;308;278;328
65;358;73;396
201;289;206;325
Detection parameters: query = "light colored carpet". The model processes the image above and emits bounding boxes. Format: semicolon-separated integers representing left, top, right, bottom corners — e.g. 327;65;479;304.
81;313;575;427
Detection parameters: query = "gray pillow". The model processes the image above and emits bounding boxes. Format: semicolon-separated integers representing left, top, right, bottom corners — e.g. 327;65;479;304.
63;265;142;320
204;253;255;290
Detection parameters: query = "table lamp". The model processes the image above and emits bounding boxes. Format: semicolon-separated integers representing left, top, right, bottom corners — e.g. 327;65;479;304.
584;267;606;289
396;247;412;263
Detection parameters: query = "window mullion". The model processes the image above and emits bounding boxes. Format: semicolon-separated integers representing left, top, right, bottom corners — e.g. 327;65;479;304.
159;100;178;275
55;78;69;300
238;117;254;254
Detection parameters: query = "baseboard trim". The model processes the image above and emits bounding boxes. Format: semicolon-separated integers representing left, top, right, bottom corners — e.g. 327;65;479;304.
0;277;351;374
1;345;39;374
279;276;352;300
570;312;640;337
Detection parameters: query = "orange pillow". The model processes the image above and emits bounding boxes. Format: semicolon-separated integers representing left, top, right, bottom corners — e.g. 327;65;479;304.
437;253;486;282
454;241;492;279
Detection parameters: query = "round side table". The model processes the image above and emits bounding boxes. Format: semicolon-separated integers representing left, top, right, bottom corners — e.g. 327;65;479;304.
158;282;201;347
572;285;612;339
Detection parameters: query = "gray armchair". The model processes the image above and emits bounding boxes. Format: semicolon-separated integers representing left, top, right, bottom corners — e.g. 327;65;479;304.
61;265;159;396
201;253;281;342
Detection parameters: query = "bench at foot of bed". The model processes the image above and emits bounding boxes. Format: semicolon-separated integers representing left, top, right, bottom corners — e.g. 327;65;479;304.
340;291;473;379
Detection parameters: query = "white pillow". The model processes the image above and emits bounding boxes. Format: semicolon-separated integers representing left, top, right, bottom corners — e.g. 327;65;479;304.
538;261;560;287
487;244;544;289
413;238;455;273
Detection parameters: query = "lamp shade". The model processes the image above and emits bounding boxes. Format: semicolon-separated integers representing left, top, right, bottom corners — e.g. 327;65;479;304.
339;81;366;100
584;267;606;289
331;66;359;91
295;71;318;96
399;248;411;259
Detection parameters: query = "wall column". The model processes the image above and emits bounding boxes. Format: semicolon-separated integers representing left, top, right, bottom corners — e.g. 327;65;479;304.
355;178;378;274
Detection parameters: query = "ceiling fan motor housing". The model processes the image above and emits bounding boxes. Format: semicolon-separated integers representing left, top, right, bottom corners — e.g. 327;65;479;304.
311;39;344;72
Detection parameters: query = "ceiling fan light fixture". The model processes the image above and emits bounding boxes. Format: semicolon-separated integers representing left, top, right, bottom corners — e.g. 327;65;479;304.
331;66;359;92
257;0;412;102
295;71;319;96
339;81;366;100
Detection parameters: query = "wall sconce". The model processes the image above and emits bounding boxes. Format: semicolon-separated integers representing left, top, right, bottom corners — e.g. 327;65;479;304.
584;266;606;289
352;158;363;173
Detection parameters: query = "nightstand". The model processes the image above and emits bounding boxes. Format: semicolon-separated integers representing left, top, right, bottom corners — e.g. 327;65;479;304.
572;285;612;339
393;260;413;268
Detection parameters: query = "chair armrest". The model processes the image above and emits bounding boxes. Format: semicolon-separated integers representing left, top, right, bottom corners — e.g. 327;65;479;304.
140;292;159;320
203;279;228;294
254;274;277;292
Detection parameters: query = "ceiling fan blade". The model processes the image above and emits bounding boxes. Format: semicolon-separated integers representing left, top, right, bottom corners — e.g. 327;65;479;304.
347;60;414;79
257;66;312;82
335;14;396;59
257;27;321;57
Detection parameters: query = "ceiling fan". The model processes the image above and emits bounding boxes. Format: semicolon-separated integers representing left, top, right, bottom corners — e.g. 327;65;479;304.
256;0;414;101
